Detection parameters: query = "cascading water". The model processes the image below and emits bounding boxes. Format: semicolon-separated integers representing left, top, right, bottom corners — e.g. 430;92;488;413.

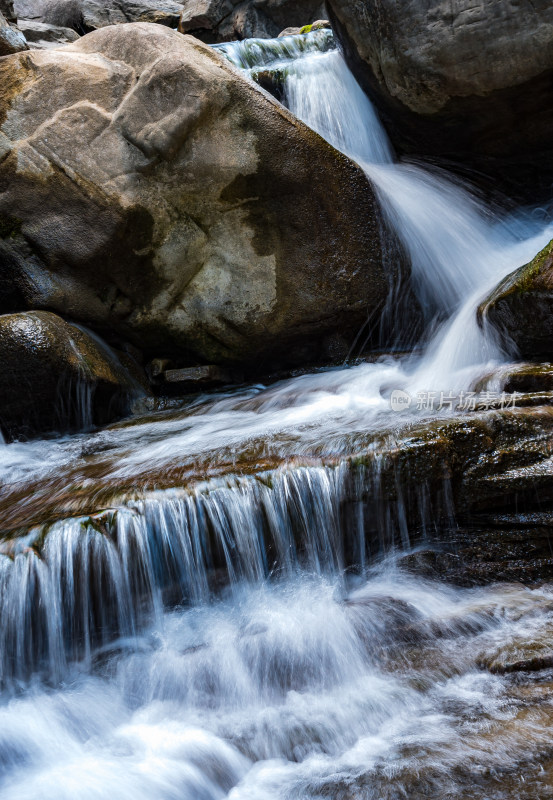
220;31;553;386
1;29;553;800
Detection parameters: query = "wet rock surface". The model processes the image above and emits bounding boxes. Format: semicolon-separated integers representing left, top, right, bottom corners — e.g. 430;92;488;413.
480;238;553;359
0;310;147;440
2;390;553;588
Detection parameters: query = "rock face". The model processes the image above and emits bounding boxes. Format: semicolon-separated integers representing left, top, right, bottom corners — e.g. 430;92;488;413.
0;10;27;54
0;23;388;369
14;0;184;33
178;0;325;42
0;311;146;440
479;239;553;359
326;0;553;197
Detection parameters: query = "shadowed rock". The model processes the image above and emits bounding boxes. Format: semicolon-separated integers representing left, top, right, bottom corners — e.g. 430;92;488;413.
326;0;553;198
177;0;325;43
0;9;27;54
478;239;553;359
0;310;147;439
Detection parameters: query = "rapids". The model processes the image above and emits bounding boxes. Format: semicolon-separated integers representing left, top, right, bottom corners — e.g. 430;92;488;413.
1;27;553;800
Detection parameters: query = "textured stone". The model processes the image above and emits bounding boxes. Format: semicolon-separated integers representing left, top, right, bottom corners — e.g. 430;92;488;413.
163;364;232;385
0;24;389;370
0;10;27;54
178;0;325;42
479;239;553;359
14;0;183;32
17;18;79;46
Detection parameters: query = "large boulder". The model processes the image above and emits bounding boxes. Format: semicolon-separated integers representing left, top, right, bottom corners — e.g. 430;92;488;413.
478;239;553;359
14;0;184;33
17;19;80;47
326;0;553;197
0;311;146;439
178;0;325;43
0;24;389;369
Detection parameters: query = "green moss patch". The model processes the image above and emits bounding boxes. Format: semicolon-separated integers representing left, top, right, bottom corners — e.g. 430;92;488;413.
0;215;21;239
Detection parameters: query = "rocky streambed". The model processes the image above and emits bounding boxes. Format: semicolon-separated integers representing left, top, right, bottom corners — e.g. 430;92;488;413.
2;1;553;798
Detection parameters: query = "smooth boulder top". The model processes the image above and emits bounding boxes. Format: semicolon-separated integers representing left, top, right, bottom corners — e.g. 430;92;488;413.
0;23;388;369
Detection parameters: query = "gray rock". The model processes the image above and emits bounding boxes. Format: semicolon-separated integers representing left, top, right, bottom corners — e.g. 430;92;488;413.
14;0;183;32
0;311;146;440
163;364;233;385
278;21;329;37
0;24;389;370
278;26;300;37
17;18;79;46
178;0;325;42
0;10;27;54
326;0;553;198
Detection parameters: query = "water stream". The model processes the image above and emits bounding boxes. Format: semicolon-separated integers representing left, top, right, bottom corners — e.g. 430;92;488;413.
1;29;553;799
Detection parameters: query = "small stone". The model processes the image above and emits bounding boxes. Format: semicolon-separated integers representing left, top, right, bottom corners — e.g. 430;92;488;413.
162;365;233;386
148;358;172;379
311;19;330;29
278;26;301;37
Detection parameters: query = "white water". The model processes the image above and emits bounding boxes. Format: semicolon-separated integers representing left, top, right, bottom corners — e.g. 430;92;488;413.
3;569;553;799
1;29;553;800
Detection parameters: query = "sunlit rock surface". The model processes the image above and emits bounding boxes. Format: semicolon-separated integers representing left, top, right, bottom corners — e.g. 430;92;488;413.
0;23;387;370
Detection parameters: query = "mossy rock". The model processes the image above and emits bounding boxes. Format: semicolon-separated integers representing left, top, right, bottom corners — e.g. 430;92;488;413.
478;238;553;359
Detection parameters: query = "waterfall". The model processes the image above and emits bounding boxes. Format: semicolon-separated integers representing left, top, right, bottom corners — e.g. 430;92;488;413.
0;459;456;685
222;32;553;385
1;30;553;800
